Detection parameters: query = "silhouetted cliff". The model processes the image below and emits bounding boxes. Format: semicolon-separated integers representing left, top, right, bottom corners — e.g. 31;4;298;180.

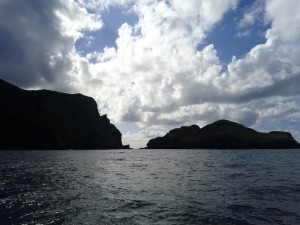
0;79;128;150
146;120;300;149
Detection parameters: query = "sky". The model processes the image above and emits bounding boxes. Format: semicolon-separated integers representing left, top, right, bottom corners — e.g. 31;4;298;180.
1;0;300;148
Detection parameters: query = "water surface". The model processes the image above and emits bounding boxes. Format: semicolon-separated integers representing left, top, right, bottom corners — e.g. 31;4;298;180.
1;149;300;225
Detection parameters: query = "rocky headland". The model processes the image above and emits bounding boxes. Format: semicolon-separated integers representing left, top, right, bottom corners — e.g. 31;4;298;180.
146;120;300;149
0;79;129;150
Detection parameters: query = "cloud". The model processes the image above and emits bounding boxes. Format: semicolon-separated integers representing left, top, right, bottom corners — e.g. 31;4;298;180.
235;30;251;38
237;0;266;29
266;0;300;41
1;0;300;147
0;0;101;91
76;1;238;119
226;0;300;100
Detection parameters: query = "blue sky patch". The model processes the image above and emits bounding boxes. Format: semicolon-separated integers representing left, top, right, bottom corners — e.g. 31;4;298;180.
115;122;141;134
75;5;138;56
200;0;271;64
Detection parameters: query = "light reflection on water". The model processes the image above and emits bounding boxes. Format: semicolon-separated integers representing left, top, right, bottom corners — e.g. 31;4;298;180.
0;149;300;225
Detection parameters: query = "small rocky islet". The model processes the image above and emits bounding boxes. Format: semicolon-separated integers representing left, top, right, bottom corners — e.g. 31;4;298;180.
1;79;299;150
146;120;300;149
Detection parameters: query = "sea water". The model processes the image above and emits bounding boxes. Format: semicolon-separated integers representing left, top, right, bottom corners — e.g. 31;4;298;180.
0;149;300;225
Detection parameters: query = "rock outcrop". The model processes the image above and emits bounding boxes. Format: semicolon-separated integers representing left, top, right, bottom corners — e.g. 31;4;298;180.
146;120;300;149
0;79;128;150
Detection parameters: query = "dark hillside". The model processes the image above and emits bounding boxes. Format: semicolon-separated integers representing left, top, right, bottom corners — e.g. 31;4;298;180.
146;120;300;149
0;79;127;150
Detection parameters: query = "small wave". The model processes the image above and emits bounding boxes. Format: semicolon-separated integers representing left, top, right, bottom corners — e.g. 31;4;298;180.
246;185;297;201
225;162;245;168
130;163;148;168
227;204;256;211
227;173;245;179
263;207;300;217
115;158;126;161
121;200;155;210
200;216;253;225
107;199;156;214
166;213;254;225
261;207;300;224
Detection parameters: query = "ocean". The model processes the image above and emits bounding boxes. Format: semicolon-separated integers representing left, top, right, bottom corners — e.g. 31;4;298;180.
0;149;300;225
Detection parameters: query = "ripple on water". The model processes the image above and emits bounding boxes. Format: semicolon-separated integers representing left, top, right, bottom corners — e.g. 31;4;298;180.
0;150;300;225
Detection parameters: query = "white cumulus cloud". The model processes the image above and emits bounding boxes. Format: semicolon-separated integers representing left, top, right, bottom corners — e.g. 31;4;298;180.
1;0;300;148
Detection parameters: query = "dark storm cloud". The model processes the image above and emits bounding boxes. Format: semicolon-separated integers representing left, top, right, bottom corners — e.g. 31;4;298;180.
179;82;226;105
177;73;300;107
122;110;141;122
235;74;300;103
0;0;74;91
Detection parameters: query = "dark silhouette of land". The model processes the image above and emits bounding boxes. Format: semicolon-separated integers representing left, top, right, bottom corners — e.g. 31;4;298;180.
1;79;299;150
146;120;300;149
0;79;129;150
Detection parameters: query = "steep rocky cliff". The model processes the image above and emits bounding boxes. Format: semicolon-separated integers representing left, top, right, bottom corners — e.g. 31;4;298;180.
0;79;128;150
146;120;300;149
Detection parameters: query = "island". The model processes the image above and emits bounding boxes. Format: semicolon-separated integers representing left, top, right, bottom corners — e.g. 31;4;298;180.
146;120;300;149
0;79;129;150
